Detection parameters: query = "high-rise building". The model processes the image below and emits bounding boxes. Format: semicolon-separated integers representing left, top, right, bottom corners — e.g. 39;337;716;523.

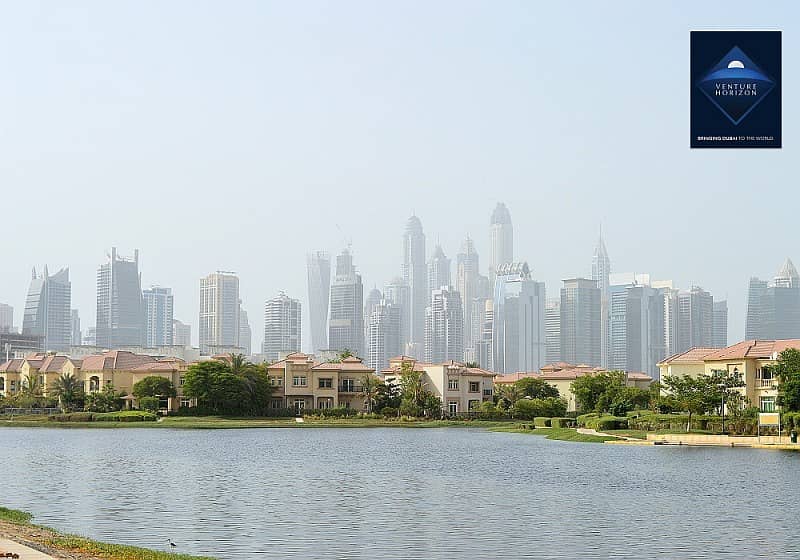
83;327;97;347
428;245;451;294
239;305;252;356
306;251;331;353
609;279;666;379
489;203;513;282
143;286;174;347
263;292;301;362
713;300;728;348
384;277;410;349
402;215;427;354
746;259;800;341
492;263;546;373
366;299;401;371
425;287;464;364
364;288;383;339
545;298;561;364
199;272;240;355
477;299;494;370
665;286;714;355
0;304;13;333
560;278;601;366
328;249;364;357
592;232;611;368
96;248;145;348
70;309;81;347
456;237;483;356
23;266;72;352
172;319;192;347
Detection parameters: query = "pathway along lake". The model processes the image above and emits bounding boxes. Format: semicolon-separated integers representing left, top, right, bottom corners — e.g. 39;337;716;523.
3;427;799;559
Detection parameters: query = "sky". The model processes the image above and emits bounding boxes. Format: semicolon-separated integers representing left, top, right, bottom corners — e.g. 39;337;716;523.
0;0;797;351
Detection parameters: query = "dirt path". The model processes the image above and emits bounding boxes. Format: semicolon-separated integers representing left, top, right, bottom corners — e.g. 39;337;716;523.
577;427;640;441
0;521;102;560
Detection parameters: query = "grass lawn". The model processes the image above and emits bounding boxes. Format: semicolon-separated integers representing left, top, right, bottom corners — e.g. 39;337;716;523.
490;425;620;443
0;506;212;560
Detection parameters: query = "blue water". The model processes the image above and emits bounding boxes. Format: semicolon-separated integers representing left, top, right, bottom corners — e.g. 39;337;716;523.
2;427;798;559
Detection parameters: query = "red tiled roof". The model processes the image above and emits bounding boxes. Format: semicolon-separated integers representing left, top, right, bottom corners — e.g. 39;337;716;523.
39;355;68;373
130;361;183;373
702;340;800;361
80;351;156;371
658;347;718;365
0;359;23;373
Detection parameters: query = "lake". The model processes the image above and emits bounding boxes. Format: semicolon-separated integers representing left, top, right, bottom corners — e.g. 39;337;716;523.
2;427;799;559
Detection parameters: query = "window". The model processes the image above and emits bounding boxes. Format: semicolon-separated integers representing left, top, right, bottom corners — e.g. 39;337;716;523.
89;376;100;392
270;399;284;409
319;378;333;389
179;376;185;387
760;396;776;412
759;366;773;380
318;398;333;409
468;381;480;393
0;377;4;391
180;398;191;408
292;376;307;387
448;378;459;390
38;375;44;386
483;388;492;397
448;401;458;414
293;399;306;412
341;379;355;392
270;377;283;387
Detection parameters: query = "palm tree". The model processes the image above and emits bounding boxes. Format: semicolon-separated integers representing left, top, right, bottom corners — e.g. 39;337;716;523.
360;374;381;413
22;372;42;397
230;353;248;375
495;383;522;408
50;373;82;411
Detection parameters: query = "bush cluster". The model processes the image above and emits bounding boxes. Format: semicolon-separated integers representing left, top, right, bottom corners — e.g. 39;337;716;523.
48;411;157;423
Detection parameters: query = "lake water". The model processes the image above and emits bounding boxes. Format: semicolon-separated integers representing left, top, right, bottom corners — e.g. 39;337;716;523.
1;427;799;559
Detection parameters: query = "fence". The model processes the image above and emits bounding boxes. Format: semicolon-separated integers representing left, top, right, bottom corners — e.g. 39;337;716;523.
0;407;60;416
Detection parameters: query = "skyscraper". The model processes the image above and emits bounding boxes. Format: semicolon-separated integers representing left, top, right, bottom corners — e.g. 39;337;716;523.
492;263;546;373
666;286;714;355
143;286;174;347
96;248;145;348
545;298;561;364
23;266;72;352
172;319;192;347
328;249;364;356
745;259;800;340
456;237;484;357
425;287;464;364
71;309;81;347
402;215;427;355
384;277;411;352
366;299;401;371
427;245;451;294
0;304;12;333
239;305;252;356
609;279;666;379
713;300;728;348
199;272;240;355
364;288;383;339
489;203;513;282
560;278;601;366
306;251;331;353
263;292;301;362
592;232;611;368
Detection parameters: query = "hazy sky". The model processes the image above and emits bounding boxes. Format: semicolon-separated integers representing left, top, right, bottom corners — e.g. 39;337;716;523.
1;1;797;351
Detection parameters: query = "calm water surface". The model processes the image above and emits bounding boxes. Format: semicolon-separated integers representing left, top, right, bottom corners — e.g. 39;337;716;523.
1;427;799;559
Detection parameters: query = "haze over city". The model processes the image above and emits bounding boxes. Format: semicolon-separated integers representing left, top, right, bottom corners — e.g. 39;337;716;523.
2;0;799;350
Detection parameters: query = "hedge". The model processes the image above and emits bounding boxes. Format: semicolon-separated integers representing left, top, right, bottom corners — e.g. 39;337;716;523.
93;411;157;422
584;415;628;430
550;417;576;428
49;412;94;422
533;417;551;428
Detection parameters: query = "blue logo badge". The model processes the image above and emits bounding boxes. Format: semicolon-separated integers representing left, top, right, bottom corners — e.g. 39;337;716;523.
696;46;775;125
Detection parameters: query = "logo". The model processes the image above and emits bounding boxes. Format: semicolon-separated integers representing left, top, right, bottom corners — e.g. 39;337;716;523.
690;31;781;149
696;46;775;125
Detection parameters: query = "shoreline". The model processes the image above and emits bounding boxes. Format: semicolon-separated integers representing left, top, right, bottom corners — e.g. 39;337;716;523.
0;507;211;560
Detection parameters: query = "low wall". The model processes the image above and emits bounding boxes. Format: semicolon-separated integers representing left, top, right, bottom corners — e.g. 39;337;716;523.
646;433;790;446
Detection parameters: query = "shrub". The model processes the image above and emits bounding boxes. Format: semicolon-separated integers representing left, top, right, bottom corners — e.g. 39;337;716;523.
533;417;551;427
576;413;599;427
380;407;398;418
93;411;157;422
138;396;160;412
512;397;568;420
550;417;576;428
306;406;358;419
476;401;506;420
585;415;628;430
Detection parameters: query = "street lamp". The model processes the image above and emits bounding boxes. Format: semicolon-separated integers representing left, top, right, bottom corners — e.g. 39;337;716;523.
718;383;727;434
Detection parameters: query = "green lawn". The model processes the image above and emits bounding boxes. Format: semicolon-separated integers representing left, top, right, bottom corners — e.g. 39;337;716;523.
490;426;620;443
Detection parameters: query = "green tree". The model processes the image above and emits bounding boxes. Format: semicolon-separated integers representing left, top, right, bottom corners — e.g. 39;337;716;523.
662;375;712;432
360;373;381;413
511;397;568;419
22;372;42;397
132;376;177;399
516;377;560;400
570;371;626;413
775;348;800;412
182;359;272;416
84;385;125;413
229;353;248;375
50;373;84;411
494;383;523;408
374;380;401;413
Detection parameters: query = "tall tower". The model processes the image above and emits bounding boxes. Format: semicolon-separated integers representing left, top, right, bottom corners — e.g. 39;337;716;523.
142;286;174;347
263;292;302;361
592;231;611;368
367;299;401;371
713;300;728;348
199;271;240;355
306;251;331;353
427;244;451;294
402;215;427;356
425;287;464;364
96;249;145;349
239;304;252;356
489;203;513;283
457;237;483;358
560;278;601;366
23;266;72;352
328;248;364;356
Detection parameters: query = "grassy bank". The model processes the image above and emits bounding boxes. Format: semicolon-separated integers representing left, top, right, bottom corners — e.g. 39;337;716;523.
0;506;211;560
490;425;621;443
0;415;516;430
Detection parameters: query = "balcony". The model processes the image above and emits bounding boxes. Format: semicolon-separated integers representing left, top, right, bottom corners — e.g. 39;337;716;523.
338;384;364;393
757;378;776;390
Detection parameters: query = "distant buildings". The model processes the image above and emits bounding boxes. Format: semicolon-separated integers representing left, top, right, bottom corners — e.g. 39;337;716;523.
384;277;411;350
71;309;81;346
96;248;145;348
172;319;192;348
592;232;611;368
239;305;252;356
545;298;561;364
306;251;331;354
402;216;427;355
328;249;364;357
608;279;666;379
427;245;451;294
263;292;302;362
366;299;401;371
492;263;546;373
745;259;800;340
489;203;513;282
560;278;601;366
23;266;72;352
0;304;13;333
425;287;463;364
713;300;728;348
199;271;240;355
456;236;488;362
143;286;174;347
667;286;714;355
